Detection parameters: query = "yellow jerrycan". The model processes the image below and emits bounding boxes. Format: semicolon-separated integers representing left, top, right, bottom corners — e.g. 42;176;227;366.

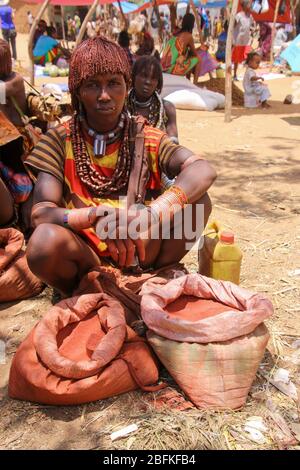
199;221;243;285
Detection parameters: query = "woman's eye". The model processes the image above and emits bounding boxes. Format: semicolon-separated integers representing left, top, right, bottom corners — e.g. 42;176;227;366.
109;80;120;86
86;82;98;89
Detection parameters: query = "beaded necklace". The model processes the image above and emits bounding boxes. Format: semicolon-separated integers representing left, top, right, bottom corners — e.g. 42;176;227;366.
127;89;166;130
70;112;132;197
80;113;126;157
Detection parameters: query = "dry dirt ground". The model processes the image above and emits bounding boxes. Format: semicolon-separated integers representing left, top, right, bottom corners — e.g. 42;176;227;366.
0;34;300;450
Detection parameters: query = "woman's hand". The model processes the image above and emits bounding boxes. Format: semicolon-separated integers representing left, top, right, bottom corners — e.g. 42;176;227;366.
95;205;156;267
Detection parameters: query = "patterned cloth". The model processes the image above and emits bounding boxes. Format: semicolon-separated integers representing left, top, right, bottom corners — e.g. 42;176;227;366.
33;46;60;66
25;119;182;258
0;161;32;204
196;49;218;76
161;35;199;76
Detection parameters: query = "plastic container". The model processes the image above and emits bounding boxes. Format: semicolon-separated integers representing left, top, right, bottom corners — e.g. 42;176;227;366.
211;231;243;284
216;68;225;79
199;221;243;284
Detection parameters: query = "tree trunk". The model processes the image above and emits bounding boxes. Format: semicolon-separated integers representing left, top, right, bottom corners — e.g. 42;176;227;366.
224;0;239;123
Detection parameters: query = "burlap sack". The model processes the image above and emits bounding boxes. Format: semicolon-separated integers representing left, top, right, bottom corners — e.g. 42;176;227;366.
9;293;161;405
141;274;273;409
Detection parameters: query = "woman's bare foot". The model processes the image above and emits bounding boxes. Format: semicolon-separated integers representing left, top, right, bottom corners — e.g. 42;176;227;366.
261;101;271;109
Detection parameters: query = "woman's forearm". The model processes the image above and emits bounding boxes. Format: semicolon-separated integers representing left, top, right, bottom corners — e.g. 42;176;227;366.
173;160;217;203
31;203;97;230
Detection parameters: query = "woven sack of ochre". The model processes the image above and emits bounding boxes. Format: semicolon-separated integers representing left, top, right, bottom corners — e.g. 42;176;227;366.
9;292;162;405
140;273;273;409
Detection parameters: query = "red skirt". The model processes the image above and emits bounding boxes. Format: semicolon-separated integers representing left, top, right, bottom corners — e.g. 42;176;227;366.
232;45;252;64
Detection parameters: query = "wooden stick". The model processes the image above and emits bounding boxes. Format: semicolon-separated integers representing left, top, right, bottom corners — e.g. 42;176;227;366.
75;0;99;48
290;0;299;39
224;0;239;123
60;5;66;42
28;0;51;85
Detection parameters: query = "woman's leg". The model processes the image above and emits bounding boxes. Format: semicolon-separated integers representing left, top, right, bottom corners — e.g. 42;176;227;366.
26;223;101;297
0;177;14;226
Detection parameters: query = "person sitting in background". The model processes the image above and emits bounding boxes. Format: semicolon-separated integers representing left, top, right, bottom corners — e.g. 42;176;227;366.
135;32;160;62
243;52;271;109
118;30;133;67
128;56;177;140
161;13;200;83
33;26;70;66
127;56;178;189
0;39;34;230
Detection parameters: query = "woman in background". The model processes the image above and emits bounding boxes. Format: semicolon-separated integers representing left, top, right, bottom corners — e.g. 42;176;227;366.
161;13;199;83
127;56;178;189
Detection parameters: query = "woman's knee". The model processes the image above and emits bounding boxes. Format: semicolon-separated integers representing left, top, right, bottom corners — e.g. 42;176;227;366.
26;223;67;271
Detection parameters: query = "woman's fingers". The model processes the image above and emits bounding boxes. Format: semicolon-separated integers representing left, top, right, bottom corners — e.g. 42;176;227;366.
105;239;119;264
114;239;127;267
123;239;136;267
132;238;146;263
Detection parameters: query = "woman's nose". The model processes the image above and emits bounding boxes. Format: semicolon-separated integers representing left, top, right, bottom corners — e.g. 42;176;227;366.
98;87;110;101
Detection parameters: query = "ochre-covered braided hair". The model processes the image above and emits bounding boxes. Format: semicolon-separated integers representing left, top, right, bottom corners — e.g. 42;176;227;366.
69;35;131;112
0;39;12;80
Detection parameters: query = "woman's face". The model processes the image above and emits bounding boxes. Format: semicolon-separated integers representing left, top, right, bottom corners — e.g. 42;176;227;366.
134;66;158;101
78;72;127;130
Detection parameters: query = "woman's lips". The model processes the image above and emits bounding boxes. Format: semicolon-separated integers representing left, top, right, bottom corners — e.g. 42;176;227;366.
96;106;116;112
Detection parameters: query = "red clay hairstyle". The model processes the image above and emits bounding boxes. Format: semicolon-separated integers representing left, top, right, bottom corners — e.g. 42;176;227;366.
68;36;131;112
0;39;12;79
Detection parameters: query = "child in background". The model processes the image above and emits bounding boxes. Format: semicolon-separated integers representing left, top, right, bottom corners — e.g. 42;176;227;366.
243;52;271;108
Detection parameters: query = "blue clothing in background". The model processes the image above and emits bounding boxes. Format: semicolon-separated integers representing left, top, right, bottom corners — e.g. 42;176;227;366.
0;6;14;30
33;35;58;58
